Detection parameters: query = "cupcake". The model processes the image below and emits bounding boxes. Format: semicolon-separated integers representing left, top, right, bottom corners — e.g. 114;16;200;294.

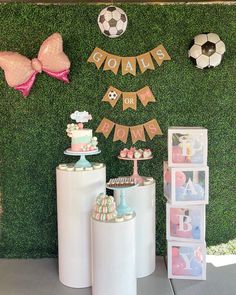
134;150;142;159
127;150;134;159
120;148;128;158
143;149;152;158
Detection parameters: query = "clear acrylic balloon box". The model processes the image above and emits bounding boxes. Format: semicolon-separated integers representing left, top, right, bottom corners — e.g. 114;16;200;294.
167;241;206;280
166;203;205;243
163;161;209;205
168;127;208;168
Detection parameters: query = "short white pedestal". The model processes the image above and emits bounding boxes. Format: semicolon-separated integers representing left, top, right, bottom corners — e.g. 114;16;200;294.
91;216;137;295
56;163;106;288
115;178;156;278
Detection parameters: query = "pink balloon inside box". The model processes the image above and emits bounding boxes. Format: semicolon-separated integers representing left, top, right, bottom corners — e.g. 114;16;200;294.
163;161;209;205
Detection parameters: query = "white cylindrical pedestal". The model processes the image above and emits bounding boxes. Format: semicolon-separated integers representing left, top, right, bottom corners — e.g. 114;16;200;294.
56;163;106;288
115;178;156;278
91;216;136;295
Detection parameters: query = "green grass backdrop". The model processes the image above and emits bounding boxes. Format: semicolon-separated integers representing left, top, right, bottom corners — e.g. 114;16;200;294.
0;3;235;257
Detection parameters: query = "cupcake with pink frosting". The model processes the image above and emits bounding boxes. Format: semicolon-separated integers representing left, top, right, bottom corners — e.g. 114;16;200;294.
120;148;128;158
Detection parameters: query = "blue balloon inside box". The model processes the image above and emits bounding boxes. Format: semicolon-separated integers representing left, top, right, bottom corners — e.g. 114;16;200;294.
190;258;203;276
176;184;205;201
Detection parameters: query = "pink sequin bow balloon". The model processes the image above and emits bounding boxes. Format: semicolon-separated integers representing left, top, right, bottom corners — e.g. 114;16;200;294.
0;33;70;97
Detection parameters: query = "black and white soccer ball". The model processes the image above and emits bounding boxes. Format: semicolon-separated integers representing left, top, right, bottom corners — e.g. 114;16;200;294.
108;91;118;100
97;6;128;38
188;33;226;69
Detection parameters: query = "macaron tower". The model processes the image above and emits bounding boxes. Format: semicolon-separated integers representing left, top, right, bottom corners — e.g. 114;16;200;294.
92;194;117;222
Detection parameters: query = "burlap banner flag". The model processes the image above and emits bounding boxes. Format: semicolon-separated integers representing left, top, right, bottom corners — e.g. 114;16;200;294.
137;86;156;107
95;118;115;138
150;45;171;66
113;124;129;143
130;124;146;144
103;54;121;75
122;57;136;76
122;92;137;111
102;86;156;110
96;118;162;144
102;86;122;108
136;52;155;73
144;119;163;139
87;45;171;75
87;47;107;69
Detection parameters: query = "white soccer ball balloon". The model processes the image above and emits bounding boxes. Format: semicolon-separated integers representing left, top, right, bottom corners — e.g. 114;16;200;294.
97;6;128;38
188;33;226;69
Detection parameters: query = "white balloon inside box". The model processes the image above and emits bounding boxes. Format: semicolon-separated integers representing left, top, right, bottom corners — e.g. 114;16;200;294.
114;177;156;278
56;162;106;288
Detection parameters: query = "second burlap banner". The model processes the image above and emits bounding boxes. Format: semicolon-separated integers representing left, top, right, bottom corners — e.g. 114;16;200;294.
102;85;156;110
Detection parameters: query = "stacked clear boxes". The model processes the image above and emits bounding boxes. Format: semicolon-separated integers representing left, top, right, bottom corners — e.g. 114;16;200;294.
164;127;208;280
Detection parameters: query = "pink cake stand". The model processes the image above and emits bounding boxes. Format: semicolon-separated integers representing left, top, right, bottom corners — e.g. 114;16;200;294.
118;156;153;184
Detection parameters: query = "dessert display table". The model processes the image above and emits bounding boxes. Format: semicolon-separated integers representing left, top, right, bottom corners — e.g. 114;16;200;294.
118;156;153;184
106;183;138;216
64;149;101;168
56;163;106;288
115;177;156;278
91;215;136;295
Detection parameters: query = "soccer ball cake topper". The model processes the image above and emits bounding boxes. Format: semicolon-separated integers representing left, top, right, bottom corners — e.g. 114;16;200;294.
188;33;226;69
97;6;128;38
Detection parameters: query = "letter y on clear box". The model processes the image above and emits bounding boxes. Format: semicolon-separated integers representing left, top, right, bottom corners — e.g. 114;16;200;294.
168;241;206;280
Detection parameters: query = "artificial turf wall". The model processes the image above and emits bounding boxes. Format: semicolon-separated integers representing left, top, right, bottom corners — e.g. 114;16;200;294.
0;3;235;257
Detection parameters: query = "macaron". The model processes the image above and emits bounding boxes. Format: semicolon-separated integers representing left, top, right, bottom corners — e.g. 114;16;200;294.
75;167;84;171
115;216;124;223
59;164;67;170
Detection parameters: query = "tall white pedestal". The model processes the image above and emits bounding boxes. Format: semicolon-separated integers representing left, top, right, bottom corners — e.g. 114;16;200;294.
115;178;156;278
91;216;136;295
56;163;106;288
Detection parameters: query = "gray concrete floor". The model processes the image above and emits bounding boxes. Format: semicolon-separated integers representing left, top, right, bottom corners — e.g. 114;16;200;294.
0;256;235;295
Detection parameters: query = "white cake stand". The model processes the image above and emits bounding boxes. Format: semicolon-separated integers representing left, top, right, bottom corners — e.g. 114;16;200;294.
64;149;101;168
